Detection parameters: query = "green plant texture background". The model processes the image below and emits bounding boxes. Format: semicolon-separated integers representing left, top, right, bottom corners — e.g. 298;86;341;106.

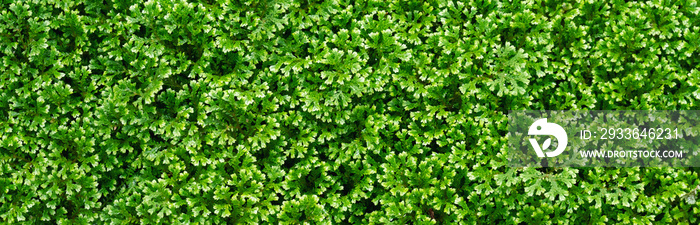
2;0;700;224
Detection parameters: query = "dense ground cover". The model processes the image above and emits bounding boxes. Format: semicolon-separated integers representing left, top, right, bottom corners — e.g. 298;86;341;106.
1;0;700;223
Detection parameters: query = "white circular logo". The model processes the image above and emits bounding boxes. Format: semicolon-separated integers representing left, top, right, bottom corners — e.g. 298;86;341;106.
528;118;568;157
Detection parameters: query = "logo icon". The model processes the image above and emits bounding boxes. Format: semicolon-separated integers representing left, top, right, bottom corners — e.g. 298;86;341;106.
528;118;568;157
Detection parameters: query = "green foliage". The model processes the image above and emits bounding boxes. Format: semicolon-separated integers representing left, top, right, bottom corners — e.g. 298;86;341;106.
1;0;700;224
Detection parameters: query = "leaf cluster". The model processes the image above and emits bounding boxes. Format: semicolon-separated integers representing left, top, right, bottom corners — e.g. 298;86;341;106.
1;0;700;224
